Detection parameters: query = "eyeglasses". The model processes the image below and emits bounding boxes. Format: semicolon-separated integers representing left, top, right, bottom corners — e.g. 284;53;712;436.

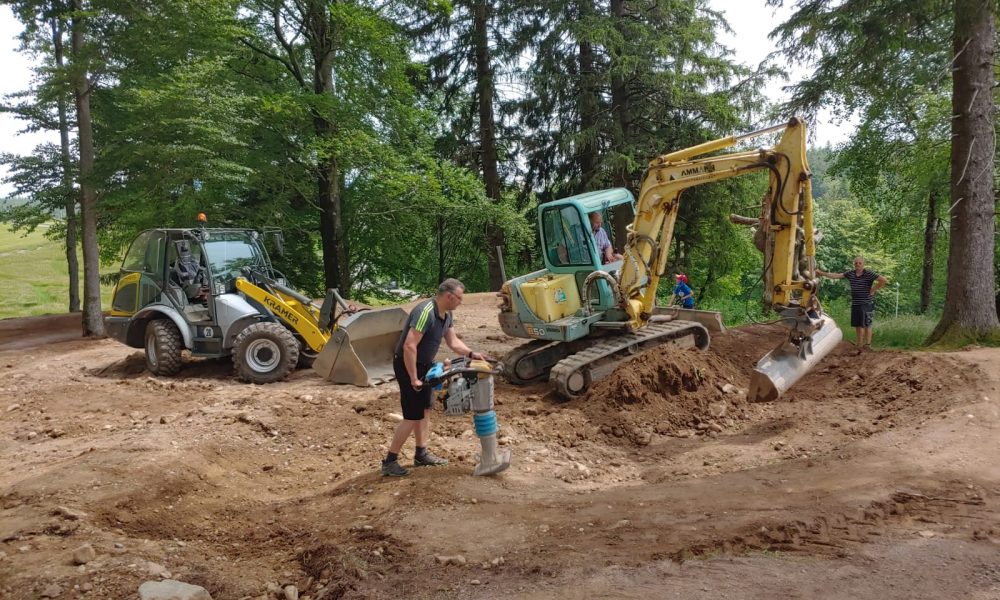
449;291;464;303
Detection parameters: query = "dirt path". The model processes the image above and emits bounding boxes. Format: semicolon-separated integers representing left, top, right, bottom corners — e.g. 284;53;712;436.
1;295;999;599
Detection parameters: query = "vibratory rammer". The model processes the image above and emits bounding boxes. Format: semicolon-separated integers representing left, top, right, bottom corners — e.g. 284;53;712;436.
425;357;512;476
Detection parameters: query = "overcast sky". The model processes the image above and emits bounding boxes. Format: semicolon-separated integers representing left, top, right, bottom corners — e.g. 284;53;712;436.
0;1;855;196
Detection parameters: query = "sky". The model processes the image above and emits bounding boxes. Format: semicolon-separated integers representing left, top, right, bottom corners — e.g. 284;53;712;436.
0;1;856;196
2;6;53;198
707;0;857;146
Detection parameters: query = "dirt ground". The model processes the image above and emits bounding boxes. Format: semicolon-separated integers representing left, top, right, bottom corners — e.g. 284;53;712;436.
1;293;999;599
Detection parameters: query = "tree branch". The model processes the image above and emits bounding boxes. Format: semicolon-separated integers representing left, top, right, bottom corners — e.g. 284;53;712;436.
272;4;305;85
238;37;305;87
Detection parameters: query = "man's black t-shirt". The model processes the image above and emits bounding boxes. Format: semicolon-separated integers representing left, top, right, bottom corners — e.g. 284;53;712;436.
393;299;452;364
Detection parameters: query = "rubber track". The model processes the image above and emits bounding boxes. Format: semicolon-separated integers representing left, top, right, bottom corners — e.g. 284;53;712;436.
549;320;708;398
502;339;555;384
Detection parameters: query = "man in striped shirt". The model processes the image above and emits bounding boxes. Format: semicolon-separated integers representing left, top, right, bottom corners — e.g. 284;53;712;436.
817;256;888;351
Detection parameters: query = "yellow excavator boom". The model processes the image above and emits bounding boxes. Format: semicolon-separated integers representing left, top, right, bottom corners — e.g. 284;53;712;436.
617;116;841;400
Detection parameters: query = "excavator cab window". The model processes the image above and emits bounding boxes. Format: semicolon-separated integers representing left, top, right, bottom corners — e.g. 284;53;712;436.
541;205;594;268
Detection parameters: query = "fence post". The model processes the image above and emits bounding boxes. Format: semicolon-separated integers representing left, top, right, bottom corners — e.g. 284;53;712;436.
894;282;900;318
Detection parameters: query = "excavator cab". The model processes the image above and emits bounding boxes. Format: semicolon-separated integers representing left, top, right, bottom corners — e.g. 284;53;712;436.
499;189;633;343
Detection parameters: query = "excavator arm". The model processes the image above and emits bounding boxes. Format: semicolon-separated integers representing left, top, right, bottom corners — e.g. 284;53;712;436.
619;117;815;325
617;117;841;400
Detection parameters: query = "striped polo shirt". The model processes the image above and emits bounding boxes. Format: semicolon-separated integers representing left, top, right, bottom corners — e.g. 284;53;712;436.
843;269;879;305
393;299;453;364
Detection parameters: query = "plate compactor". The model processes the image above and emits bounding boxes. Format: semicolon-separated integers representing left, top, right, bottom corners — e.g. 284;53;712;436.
425;358;512;476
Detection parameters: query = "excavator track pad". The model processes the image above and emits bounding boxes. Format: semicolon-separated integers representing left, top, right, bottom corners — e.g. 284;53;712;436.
547;320;710;399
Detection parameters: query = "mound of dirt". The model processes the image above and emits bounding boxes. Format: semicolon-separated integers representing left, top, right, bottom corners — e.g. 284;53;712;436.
90;351;234;380
794;348;987;428
89;352;149;377
704;323;788;376
575;346;762;445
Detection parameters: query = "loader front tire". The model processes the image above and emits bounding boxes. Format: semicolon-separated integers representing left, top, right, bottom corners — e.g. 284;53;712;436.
145;319;183;376
233;322;299;384
297;342;318;369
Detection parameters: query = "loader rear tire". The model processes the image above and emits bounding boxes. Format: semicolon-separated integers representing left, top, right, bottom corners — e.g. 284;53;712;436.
145;319;183;376
233;322;299;384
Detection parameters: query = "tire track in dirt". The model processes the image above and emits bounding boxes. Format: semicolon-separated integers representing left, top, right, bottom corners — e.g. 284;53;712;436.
672;487;998;562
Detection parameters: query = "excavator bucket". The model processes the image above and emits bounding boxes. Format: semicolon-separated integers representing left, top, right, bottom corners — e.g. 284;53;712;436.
749;316;842;402
313;308;408;386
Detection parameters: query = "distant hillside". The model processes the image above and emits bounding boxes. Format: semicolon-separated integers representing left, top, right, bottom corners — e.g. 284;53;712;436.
1;195;67;218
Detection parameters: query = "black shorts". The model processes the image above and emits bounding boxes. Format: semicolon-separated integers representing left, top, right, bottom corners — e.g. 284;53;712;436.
851;301;875;328
393;356;433;421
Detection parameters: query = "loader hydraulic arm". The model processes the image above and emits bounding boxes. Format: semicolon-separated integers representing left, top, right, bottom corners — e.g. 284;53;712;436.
617;117;816;330
234;277;329;353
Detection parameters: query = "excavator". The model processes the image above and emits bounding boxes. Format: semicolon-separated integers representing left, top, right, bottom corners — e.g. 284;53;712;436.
497;117;842;401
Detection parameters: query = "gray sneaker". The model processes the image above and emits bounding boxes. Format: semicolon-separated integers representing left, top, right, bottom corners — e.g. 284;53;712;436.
414;451;449;467
381;459;409;477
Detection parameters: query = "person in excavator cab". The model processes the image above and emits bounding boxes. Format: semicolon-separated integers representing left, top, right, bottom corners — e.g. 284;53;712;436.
588;211;622;265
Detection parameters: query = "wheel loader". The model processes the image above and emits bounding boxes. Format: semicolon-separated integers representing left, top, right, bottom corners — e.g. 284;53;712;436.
105;220;407;385
498;117;842;401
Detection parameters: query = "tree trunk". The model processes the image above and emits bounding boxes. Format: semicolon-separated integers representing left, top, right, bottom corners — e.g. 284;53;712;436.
71;0;103;337
306;1;348;296
52;16;79;313
576;0;598;192
315;152;346;295
929;0;999;343
919;189;939;314
437;215;446;285
608;0;632;250
473;0;505;291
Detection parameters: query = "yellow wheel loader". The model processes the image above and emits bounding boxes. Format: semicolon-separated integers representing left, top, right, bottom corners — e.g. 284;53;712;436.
106;223;406;385
498;117;842;400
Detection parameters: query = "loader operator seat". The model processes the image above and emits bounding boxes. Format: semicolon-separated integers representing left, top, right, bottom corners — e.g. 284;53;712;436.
172;239;208;302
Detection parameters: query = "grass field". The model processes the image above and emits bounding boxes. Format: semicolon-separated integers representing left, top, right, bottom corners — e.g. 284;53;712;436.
701;295;938;350
0;226;113;319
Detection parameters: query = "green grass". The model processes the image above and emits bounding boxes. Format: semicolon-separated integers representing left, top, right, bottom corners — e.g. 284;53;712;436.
822;298;938;349
700;294;940;350
869;314;938;349
0;226;113;319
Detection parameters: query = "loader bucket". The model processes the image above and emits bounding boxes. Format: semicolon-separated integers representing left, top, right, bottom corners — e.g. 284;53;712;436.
748;316;842;402
312;307;408;386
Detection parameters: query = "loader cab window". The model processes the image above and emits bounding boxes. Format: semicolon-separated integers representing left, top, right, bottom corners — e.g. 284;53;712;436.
201;232;266;282
542;205;594;268
166;238;209;301
112;230;166;314
122;230;167;277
